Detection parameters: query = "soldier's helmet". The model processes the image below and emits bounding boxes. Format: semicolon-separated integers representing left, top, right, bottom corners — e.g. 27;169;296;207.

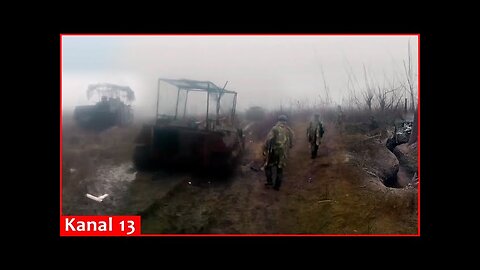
278;114;288;122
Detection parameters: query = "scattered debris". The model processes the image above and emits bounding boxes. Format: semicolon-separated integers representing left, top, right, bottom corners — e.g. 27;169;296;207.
363;168;378;178
86;193;109;202
317;199;333;203
362;134;381;141
390;119;414;146
405;173;419;189
411;172;418;183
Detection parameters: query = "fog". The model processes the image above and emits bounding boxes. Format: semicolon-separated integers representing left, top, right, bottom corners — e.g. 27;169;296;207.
62;35;418;117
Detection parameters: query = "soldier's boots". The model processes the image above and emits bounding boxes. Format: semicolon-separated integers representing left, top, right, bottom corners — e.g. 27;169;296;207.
265;166;273;186
273;168;283;190
311;144;319;159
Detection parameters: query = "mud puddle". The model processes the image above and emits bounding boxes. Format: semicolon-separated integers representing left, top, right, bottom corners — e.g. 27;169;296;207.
63;162;185;215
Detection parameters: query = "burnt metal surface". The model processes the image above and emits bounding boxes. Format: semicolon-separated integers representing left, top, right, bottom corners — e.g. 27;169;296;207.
394;120;413;144
386;119;414;150
74;83;135;131
134;78;244;173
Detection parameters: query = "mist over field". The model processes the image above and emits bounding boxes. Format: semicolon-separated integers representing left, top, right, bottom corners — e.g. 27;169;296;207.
62;35;418;118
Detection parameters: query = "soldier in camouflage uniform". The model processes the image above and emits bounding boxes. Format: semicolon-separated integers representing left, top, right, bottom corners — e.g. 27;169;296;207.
336;105;345;127
307;113;324;159
263;114;294;191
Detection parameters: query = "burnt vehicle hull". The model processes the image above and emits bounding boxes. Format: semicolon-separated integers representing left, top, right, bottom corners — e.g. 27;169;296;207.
74;104;133;131
133;78;243;174
133;124;243;172
386;120;413;150
73;83;135;131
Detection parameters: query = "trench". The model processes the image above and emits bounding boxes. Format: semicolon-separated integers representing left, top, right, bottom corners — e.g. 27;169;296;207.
384;142;415;188
383;164;413;188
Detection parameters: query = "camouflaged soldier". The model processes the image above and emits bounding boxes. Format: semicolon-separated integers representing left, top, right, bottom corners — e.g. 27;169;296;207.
307;113;324;159
336;105;345;127
263;114;294;191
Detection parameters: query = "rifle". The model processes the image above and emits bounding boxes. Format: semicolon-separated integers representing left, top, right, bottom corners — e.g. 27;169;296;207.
316;122;324;146
262;137;274;170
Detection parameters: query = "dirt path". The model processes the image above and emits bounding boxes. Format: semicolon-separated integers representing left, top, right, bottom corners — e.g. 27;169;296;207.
141;120;418;234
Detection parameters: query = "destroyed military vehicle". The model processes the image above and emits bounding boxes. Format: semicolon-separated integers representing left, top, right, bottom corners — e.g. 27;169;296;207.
245;106;266;121
386;119;414;150
73;83;135;130
133;78;244;172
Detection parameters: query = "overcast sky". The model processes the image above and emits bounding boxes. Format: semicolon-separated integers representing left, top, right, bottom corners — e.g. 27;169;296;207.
62;35;418;116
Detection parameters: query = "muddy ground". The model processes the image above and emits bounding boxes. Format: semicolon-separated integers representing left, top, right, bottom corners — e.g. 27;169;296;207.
62;113;418;234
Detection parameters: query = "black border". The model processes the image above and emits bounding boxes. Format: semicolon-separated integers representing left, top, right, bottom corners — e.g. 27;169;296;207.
35;23;439;249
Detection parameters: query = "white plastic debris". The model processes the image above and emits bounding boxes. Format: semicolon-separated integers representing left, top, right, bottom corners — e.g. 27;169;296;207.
69;168;77;173
86;193;109;202
188;181;192;185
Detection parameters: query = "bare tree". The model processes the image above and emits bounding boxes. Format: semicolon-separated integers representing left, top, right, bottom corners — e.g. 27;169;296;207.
391;87;405;111
363;90;374;111
346;73;362;110
375;73;401;111
320;64;332;105
343;57;364;110
403;40;417;111
362;64;374;111
375;86;391;111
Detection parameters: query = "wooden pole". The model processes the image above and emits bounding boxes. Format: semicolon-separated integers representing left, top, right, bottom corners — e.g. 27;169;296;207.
174;87;181;120
183;90;189;119
206;85;210;130
156;79;160;121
